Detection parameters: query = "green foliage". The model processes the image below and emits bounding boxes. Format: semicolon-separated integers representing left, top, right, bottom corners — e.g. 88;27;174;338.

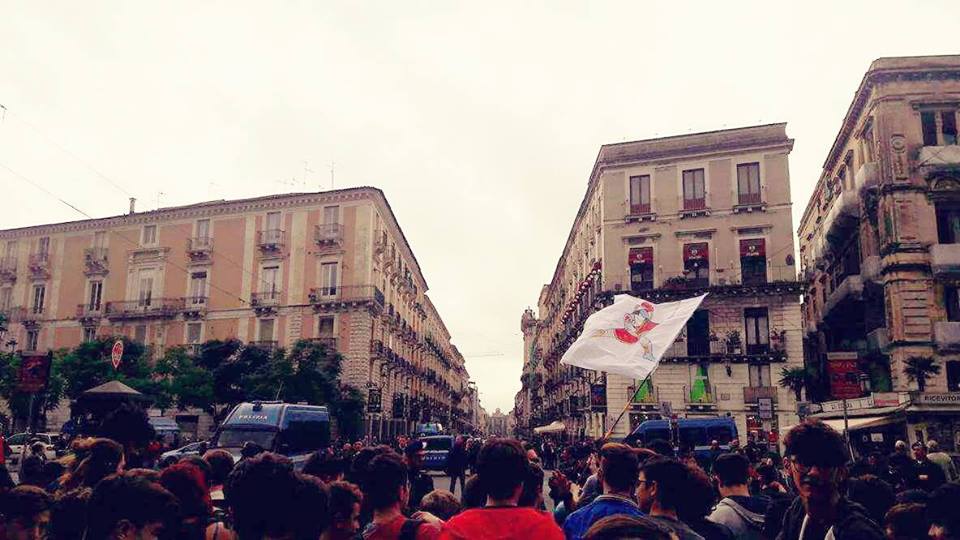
779;366;810;401
0;350;65;429
333;385;365;441
55;337;172;407
904;356;941;392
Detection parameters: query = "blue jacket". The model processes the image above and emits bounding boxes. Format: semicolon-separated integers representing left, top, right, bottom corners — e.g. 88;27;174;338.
562;495;644;540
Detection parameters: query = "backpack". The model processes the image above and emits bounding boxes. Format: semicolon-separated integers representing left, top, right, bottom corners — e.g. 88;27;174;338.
399;519;425;540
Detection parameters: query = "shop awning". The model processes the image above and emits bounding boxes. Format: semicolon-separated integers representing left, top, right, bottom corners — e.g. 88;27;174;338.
533;421;566;434
819;416;893;432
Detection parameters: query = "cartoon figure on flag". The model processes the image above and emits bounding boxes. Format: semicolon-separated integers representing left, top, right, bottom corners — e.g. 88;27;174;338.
590;300;659;362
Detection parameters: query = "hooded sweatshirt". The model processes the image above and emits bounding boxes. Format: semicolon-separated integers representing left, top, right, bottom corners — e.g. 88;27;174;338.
440;507;564;540
709;495;768;540
775;497;884;540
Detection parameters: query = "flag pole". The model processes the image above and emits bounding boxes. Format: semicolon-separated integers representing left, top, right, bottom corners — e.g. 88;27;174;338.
602;371;653;441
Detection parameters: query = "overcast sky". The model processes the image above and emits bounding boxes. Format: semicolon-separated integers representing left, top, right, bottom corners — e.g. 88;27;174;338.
2;1;958;414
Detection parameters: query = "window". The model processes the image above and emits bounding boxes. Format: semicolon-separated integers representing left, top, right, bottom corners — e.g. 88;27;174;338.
261;266;280;299
921;110;959;146
137;270;154;307
0;287;10;310
4;240;16;259
31;284;45;314
748;364;772;387
686;310;710;356
318;316;335;337
948;361;960;392
26;330;39;351
740;239;767;285
189;271;207;304
135;325;147;344
186;322;202;344
946;287;960;322
93;231;106;248
683;243;709;287
88;281;103;311
258;318;275;341
737;163;761;205
141;225;157;245
629;247;654;292
37;237;50;256
936;205;960;244
682;169;706;210
323;206;340;224
196;219;210;239
744;307;770;354
83;326;97;342
321;262;338;295
629;175;651;214
266;211;281;231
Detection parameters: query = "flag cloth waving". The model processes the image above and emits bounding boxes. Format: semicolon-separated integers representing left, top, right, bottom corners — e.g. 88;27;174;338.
560;293;707;380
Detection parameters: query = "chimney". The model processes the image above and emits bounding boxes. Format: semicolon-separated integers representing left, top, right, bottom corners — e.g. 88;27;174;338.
129;197;136;215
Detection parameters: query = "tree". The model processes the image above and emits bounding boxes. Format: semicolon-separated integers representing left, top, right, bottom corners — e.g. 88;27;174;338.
0;350;65;431
779;366;810;402
904;356;941;392
333;385;365;441
55;337;173;407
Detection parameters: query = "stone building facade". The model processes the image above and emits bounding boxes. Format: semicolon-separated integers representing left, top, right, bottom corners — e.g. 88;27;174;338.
798;56;960;452
0;188;473;438
518;124;804;442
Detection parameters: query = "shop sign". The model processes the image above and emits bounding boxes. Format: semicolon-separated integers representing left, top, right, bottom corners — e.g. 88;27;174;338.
758;397;774;420
872;392;906;407
826;352;862;399
870;433;884;442
913;393;960;405
819;395;875;413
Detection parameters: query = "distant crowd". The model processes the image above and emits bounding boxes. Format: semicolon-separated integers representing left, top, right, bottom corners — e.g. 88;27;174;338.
1;415;959;539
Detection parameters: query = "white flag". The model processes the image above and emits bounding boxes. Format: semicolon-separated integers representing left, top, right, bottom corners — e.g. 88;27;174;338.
560;293;707;379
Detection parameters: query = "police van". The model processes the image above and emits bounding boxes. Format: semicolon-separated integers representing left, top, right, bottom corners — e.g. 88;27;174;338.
210;401;331;469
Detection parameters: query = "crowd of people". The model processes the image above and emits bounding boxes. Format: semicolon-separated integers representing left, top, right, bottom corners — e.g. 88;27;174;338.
1;417;959;540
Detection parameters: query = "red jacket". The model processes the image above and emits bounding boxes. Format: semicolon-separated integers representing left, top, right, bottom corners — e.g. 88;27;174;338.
441;507;564;540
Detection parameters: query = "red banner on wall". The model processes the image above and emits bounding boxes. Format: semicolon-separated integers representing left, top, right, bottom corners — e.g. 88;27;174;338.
683;243;709;262
628;247;653;265
740;238;766;257
827;352;861;400
18;352;52;393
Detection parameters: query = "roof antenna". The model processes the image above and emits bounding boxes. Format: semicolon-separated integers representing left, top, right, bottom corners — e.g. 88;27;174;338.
330;161;335;190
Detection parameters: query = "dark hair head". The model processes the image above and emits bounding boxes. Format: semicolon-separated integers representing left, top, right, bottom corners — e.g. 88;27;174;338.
328;481;363;522
178;455;212;483
644;439;675;458
755;463;779;485
599;443;640;493
895;488;930;505
159;462;211;520
677;466;719;521
640;457;689;511
293;473;330;539
846;475;895;525
86;473;178;540
365;452;409;511
420;489;462;521
62;438;124;490
50;488;92;540
884;503;928;540
240;441;265;459
519;461;545;507
461;474;486;509
783;420;847;467
927;482;960;530
303;450;344;482
97;403;155;450
224;452;299;539
583;514;676;540
203;449;235;486
347;445;392;487
713;453;750;487
1;485;51;525
477;438;527;500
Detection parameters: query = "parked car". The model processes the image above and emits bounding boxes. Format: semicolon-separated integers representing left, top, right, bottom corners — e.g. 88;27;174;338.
6;432;62;470
420;435;454;472
159;440;208;468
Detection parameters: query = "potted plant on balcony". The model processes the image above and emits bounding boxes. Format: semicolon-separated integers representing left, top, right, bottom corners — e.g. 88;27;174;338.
663;275;691;290
778;366;810;402
770;329;787;352
724;330;742;354
904;356;941;392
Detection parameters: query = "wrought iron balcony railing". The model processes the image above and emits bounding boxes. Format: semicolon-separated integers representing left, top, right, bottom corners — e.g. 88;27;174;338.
314;223;344;244
256;229;284;250
309;285;385;308
105;298;185;319
251;291;281;306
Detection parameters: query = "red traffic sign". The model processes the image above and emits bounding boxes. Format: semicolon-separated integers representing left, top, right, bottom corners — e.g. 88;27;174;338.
111;340;124;369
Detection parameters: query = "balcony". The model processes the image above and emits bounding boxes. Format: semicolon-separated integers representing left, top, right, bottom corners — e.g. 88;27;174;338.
934;321;960;351
83;247;109;275
182;296;208;318
626;203;656;223
250;291;281;315
684;384;718;409
309;285;385;311
1;306;26;323
28;253;51;279
918;146;960;179
680;197;710;218
314;223;344;245
743;386;778;404
855;162;879;192
306;337;337;351
105;298;184;319
186;237;213;261
76;303;104;322
823;189;859;242
734;192;766;213
0;257;15;282
249;340;279;352
663;337;786;363
256;229;284;252
824;274;863;317
931;243;960;276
